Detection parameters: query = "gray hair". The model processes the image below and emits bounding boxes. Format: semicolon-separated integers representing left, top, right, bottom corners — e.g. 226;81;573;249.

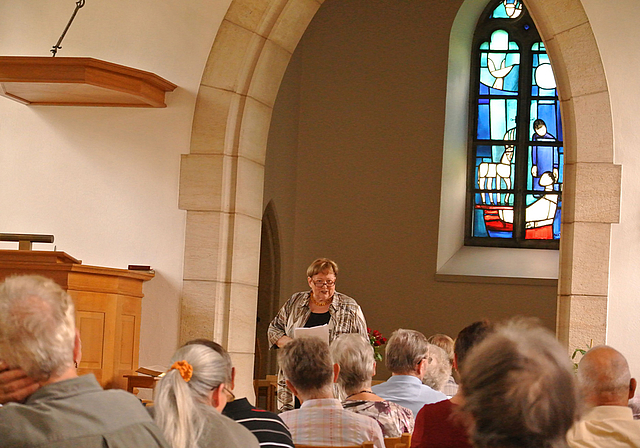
154;343;232;448
422;344;450;392
385;329;429;375
577;345;631;402
461;318;579;448
185;338;233;384
279;337;334;394
330;334;374;396
0;275;76;381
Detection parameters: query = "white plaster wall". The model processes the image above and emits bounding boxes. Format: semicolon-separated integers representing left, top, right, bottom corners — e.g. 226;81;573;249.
581;0;640;379
0;0;230;368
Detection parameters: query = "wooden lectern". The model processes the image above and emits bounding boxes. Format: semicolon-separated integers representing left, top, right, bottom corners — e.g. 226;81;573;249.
0;250;154;390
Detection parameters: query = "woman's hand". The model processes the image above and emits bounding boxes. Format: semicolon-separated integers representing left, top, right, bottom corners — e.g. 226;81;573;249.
276;335;293;348
0;360;39;404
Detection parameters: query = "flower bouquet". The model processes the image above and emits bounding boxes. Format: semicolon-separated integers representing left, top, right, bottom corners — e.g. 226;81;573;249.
367;327;387;362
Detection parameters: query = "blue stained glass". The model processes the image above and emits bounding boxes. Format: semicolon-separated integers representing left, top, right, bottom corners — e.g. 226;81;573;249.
479;83;489;95
480;42;490;50
490;0;523;19
473;208;489;237
532;42;546;51
478;104;490;139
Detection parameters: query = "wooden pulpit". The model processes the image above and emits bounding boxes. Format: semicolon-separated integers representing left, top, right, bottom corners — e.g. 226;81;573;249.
0;250;154;390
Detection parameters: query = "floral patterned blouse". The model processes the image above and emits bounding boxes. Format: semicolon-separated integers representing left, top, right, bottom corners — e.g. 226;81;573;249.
267;291;367;412
343;399;415;438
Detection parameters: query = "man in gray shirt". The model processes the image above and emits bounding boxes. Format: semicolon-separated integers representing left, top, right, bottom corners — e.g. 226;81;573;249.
0;274;169;448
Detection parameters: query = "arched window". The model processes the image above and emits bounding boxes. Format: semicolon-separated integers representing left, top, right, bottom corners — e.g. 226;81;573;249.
466;0;562;249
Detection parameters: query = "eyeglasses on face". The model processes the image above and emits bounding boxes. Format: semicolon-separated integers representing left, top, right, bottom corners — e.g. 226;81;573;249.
312;280;335;287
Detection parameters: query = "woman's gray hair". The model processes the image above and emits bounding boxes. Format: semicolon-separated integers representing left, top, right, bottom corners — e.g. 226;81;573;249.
330;334;374;396
0;275;76;381
154;343;232;448
422;344;450;392
461;318;579;448
385;329;429;374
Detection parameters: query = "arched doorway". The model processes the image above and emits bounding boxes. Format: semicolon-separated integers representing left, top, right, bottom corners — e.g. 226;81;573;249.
178;0;620;398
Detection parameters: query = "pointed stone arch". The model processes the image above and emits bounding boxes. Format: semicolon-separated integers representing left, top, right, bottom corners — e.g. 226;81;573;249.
178;0;619;397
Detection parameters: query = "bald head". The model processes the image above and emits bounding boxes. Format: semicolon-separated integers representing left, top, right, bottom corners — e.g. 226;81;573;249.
578;345;636;407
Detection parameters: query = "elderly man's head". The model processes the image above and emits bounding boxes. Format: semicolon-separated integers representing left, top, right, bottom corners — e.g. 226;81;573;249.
461;319;579;448
385;329;429;377
0;275;78;382
279;337;337;399
577;345;636;407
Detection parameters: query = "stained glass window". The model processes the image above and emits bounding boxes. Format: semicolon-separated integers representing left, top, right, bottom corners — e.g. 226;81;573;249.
466;0;563;249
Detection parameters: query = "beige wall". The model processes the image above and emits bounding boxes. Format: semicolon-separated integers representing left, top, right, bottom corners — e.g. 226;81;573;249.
264;0;558;378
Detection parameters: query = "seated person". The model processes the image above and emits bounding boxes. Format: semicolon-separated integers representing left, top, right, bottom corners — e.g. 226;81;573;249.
461;318;579;448
422;344;450;394
153;343;259;448
185;339;294;448
372;329;447;417
279;337;385;448
567;345;640;447
330;334;414;437
412;321;493;448
427;333;458;397
0;275;170;447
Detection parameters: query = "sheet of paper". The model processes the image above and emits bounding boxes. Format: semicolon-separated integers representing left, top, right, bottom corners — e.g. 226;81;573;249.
294;324;330;346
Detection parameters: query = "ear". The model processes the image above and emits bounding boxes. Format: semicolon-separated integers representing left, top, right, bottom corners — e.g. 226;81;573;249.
230;367;236;391
417;358;427;379
333;363;340;383
372;361;377;377
73;329;82;366
307;277;314;289
630;378;637;400
285;379;299;398
211;384;226;412
453;354;459;373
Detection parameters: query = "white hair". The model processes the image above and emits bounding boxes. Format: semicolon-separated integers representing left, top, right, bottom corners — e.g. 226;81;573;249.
330;334;374;396
154;343;231;448
0;275;76;381
422;344;450;392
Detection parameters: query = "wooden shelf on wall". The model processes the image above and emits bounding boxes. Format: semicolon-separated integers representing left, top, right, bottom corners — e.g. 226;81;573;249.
0;56;177;107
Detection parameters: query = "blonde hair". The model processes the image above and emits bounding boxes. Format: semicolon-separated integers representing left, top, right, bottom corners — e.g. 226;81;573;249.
306;258;339;278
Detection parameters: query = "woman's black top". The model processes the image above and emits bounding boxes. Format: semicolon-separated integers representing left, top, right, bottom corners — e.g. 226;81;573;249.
304;311;331;328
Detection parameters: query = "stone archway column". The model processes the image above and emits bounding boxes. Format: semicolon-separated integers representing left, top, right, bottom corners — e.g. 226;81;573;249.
526;0;621;353
178;0;323;400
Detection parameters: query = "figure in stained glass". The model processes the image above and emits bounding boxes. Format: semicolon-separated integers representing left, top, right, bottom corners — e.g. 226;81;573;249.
477;127;515;205
467;0;563;247
531;119;559;191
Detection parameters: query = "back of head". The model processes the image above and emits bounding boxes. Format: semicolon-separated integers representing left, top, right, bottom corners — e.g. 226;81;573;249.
385;329;428;375
428;334;455;367
330;334;374;396
0;275;75;381
154;343;231;448
461;318;578;448
279;337;334;394
423;343;450;392
577;345;632;407
454;320;493;373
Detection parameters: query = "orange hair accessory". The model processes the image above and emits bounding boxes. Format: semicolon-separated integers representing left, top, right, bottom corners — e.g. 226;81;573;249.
170;360;193;383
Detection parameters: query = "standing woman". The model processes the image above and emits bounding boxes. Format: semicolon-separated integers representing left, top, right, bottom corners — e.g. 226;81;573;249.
267;258;368;411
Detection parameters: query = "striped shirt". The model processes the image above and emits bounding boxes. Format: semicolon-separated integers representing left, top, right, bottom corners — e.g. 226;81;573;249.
280;398;384;448
223;398;294;448
267;291;367;411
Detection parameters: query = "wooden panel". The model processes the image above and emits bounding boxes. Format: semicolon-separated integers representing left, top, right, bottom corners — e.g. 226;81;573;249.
0;250;153;389
76;310;105;369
